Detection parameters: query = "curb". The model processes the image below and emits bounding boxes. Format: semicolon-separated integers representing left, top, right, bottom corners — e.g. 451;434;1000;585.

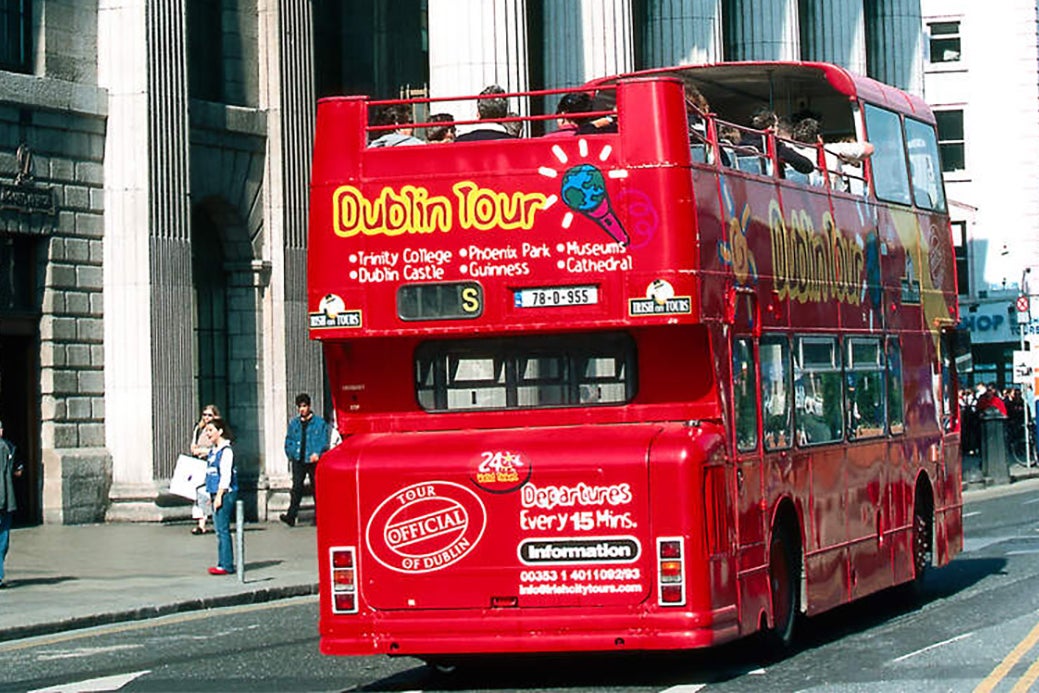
0;582;319;644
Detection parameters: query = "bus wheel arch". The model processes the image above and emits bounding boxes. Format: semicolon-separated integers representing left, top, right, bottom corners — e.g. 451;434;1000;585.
766;499;803;649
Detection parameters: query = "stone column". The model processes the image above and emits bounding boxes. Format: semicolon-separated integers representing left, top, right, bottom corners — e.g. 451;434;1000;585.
542;0;634;90
100;0;194;521
257;0;320;520
865;0;924;94
799;0;867;75
428;0;529;119
723;0;800;61
642;0;723;68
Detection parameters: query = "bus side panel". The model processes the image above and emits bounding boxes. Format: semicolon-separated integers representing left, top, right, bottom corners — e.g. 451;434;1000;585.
847;439;892;600
887;436;913;586
801;445;850;614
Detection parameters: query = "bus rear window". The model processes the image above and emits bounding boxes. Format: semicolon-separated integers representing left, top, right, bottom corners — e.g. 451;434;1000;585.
415;333;637;412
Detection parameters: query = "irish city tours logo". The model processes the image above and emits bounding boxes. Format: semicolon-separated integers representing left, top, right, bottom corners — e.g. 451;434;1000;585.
366;481;487;574
309;293;361;329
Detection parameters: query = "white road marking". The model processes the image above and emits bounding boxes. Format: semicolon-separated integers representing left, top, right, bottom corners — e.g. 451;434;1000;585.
36;644;142;661
963;511;982;517
660;685;706;692
27;669;149;692
1022;497;1039;505
891;632;972;663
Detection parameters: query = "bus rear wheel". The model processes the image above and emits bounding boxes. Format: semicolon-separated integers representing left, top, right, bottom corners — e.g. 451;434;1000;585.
767;526;800;649
911;487;934;591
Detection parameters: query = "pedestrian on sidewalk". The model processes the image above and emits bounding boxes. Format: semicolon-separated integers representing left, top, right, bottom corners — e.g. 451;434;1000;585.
204;416;237;576
189;404;220;535
0;419;23;588
280;393;330;527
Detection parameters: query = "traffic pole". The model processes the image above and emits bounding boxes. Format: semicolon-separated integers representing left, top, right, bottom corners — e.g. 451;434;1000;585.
236;499;245;583
1018;291;1034;466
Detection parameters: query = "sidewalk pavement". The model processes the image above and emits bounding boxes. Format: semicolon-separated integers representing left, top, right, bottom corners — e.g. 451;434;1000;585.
0;520;318;643
0;456;1037;645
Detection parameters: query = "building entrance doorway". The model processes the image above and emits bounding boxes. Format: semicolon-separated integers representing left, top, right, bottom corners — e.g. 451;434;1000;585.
0;333;39;525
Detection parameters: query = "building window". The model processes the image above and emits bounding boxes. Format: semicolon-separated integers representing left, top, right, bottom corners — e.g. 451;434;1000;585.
192;209;230;418
187;0;223;101
952;220;968;296
0;0;30;73
935;110;965;173
928;21;961;63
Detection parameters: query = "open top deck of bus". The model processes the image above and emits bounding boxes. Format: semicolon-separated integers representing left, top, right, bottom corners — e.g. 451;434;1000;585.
308;60;951;342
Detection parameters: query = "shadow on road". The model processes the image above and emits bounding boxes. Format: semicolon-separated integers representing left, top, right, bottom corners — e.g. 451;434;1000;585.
353;558;1006;691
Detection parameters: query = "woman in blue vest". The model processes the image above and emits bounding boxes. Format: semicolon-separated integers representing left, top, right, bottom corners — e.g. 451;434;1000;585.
204;416;237;575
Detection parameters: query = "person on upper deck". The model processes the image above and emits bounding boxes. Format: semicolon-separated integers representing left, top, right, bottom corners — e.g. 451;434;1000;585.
792;117;875;191
745;107;814;175
575;92;618;135
685;84;711;139
543;91;595;137
368;104;424;147
455;85;517;142
425;113;457;143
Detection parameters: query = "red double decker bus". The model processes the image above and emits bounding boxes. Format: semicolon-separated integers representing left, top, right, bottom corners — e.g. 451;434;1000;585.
309;62;964;659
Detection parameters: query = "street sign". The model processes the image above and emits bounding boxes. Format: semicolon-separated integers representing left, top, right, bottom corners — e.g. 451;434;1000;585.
1017;295;1032;324
1014;350;1033;385
1018;294;1031;313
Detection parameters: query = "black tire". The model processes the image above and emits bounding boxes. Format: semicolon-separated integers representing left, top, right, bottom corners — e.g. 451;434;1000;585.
767;525;800;649
910;488;933;593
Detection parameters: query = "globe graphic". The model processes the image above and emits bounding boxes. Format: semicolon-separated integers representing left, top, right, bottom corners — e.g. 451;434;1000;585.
561;164;607;212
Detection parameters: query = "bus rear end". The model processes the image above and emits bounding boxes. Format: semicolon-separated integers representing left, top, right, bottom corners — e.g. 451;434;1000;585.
310;78;737;657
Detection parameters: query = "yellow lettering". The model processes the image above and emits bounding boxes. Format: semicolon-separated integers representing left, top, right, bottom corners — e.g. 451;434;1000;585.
332;182;547;238
453;181;548;231
332;185;453;237
768;199;864;306
461;286;480;313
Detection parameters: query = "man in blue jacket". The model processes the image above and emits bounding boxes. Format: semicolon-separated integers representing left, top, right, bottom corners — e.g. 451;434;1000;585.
280;393;330;527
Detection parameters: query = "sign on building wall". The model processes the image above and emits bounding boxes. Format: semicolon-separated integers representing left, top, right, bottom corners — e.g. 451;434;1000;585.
958;301;1016;344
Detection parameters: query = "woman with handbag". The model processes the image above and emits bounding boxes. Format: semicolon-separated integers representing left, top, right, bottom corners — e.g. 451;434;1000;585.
189;405;220;535
203;416;237;575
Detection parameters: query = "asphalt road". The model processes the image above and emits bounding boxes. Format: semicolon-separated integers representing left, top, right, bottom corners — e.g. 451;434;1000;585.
4;482;1039;692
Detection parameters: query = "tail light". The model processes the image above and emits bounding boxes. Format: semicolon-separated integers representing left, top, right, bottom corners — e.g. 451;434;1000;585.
657;537;686;606
329;547;358;614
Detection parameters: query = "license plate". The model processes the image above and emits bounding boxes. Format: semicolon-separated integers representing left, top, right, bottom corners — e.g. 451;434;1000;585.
515;286;598;308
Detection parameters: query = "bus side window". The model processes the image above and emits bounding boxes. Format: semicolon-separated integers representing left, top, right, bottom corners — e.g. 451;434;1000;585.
904;117;948;212
761;335;792;451
795;336;844;446
863;103;912;206
845;338;885;440
733;337;759;452
886;337;905;434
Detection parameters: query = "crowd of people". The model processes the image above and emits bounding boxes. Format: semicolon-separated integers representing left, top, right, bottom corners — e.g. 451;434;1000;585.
959;383;1037;463
367;82;873;192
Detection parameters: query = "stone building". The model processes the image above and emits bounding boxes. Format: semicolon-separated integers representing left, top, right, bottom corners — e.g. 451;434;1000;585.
0;0;923;525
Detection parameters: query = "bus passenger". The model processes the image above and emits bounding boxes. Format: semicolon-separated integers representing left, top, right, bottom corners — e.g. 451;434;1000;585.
824;135;874;193
425;113;457;143
746;107;814;176
576;93;618;134
368;104;424;147
543;91;594;137
455;85;517;142
685;84;710;139
718;124;742;168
